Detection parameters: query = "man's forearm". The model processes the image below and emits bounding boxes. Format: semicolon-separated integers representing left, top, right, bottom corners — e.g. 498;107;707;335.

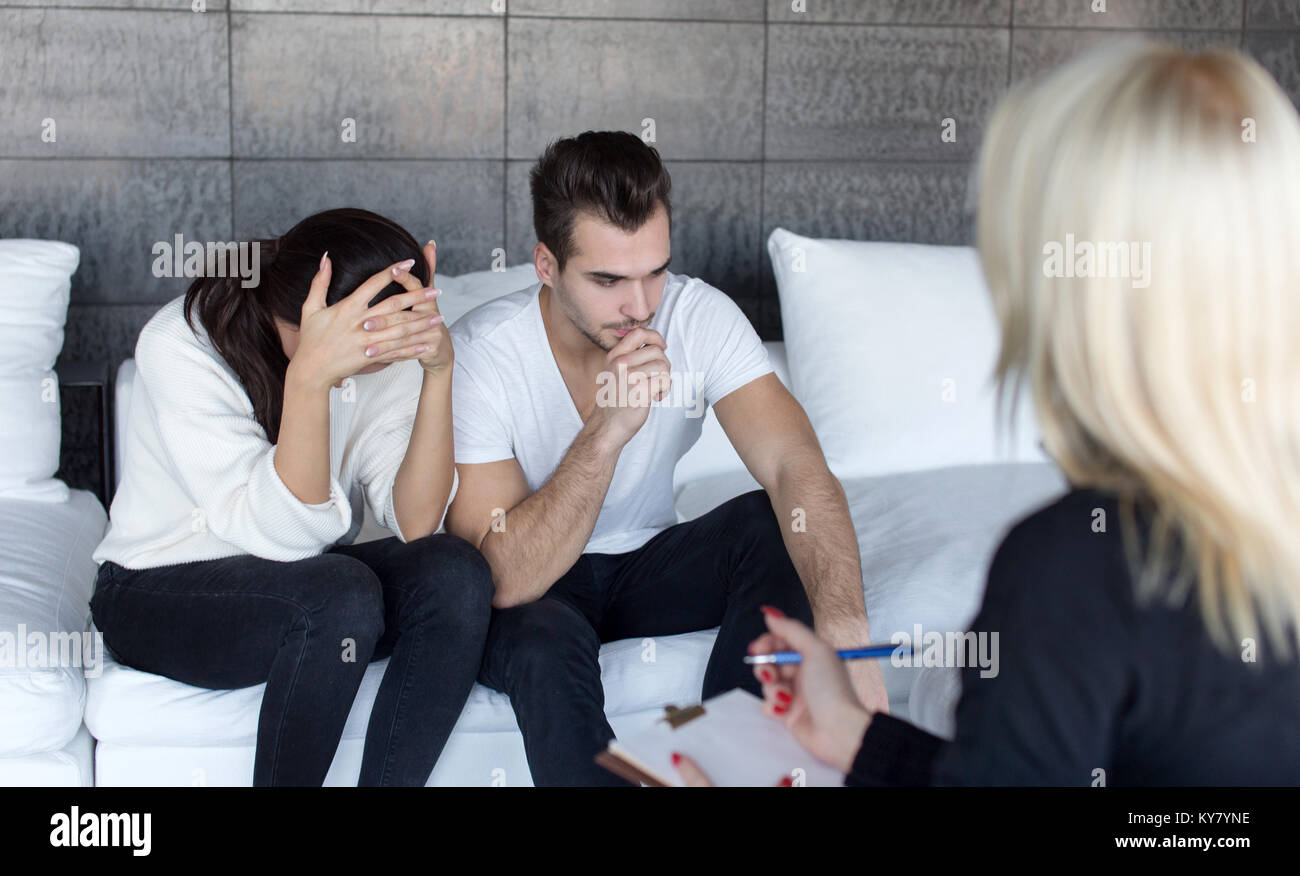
392;368;455;541
480;422;621;607
770;452;889;713
769;452;870;640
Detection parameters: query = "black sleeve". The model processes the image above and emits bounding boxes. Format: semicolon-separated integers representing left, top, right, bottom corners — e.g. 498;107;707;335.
927;508;1134;786
843;714;948;786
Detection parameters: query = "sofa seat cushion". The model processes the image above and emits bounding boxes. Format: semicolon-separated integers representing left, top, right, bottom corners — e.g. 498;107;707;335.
85;627;719;748
676;462;1069;707
0;489;106;756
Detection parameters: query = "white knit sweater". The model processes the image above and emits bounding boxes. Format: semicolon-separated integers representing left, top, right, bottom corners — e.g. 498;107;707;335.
93;295;454;570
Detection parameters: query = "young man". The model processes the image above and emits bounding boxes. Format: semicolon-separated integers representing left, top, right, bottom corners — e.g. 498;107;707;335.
445;131;886;786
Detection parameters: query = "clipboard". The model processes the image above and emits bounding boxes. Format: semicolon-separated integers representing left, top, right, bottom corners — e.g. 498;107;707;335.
594;688;845;787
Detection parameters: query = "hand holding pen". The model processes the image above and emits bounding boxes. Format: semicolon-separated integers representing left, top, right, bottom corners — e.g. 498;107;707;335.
743;606;880;775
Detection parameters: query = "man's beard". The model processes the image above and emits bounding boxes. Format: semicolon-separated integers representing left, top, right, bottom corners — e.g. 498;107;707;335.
576;321;614;352
556;283;648;352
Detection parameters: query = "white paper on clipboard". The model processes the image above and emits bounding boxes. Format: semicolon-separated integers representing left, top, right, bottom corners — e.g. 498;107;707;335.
604;688;846;786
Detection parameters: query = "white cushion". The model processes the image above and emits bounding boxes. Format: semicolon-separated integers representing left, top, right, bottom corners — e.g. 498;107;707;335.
0;240;78;373
0;489;106;757
113;359;136;492
86;627;718;748
0;723;95;787
908;665;962;741
0;373;67;503
0;240;79;503
676;462;1068;706
436;263;539;327
768;228;1047;479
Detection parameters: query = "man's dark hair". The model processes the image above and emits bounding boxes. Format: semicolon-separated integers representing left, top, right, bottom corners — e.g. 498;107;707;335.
530;131;673;272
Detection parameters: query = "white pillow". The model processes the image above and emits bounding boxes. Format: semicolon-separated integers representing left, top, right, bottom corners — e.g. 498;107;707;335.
0;373;68;503
436;262;538;327
768;228;1046;479
0;240;78;373
0;240;79;503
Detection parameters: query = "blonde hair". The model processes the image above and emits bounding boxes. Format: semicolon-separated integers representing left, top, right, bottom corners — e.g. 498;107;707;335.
977;40;1300;660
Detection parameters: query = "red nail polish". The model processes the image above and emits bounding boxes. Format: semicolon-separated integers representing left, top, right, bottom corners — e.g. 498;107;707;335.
760;605;786;619
779;777;794;787
671;752;681;766
773;702;788;714
776;690;792;705
760;668;774;683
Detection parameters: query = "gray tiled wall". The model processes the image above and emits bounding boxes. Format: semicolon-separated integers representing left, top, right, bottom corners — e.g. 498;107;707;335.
3;0;1299;497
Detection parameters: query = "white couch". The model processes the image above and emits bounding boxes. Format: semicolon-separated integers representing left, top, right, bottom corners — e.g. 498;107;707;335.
87;346;785;787
76;233;1068;785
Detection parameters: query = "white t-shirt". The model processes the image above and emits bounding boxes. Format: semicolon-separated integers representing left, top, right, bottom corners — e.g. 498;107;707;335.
450;271;772;554
93;295;452;570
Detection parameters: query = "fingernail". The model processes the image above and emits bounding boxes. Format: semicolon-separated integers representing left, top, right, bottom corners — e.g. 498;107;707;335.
364;348;374;358
773;702;788;714
759;668;774;683
430;315;444;326
320;251;329;270
416;345;429;354
392;259;416;276
671;752;681;766
363;320;374;330
779;777;794;787
776;690;792;705
425;288;439;300
427;239;436;248
760;605;785;619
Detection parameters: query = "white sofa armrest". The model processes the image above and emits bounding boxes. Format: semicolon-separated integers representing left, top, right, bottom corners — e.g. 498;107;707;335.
907;665;961;742
113;358;136;493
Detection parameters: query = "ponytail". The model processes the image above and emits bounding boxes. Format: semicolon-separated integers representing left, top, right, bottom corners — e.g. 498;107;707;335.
182;237;290;443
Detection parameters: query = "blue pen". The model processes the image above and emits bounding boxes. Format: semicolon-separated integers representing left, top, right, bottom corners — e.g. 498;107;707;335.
743;644;909;665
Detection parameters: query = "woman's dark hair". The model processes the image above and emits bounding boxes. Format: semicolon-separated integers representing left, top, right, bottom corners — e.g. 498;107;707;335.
529;130;672;271
182;207;429;443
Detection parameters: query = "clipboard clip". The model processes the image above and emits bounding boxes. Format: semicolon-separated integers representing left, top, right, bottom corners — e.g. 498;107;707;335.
661;703;706;729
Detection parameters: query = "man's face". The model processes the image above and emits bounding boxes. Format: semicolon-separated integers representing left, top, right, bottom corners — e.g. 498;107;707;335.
549;204;671;353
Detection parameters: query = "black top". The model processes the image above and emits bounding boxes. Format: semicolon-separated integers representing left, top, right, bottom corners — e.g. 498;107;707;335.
845;488;1300;786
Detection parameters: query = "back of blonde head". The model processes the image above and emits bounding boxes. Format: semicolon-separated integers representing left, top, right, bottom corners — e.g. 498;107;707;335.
977;40;1300;658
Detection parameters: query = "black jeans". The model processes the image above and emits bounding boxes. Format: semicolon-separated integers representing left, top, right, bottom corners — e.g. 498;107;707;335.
89;532;493;786
476;490;815;786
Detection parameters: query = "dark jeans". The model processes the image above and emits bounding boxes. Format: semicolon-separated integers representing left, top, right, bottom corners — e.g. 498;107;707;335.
89;532;493;787
476;489;815;787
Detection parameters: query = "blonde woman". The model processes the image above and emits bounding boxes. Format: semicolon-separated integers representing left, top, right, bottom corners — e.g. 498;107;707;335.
679;41;1300;786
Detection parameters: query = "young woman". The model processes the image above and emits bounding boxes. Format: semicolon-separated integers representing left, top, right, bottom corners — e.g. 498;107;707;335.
678;42;1300;786
90;208;494;786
